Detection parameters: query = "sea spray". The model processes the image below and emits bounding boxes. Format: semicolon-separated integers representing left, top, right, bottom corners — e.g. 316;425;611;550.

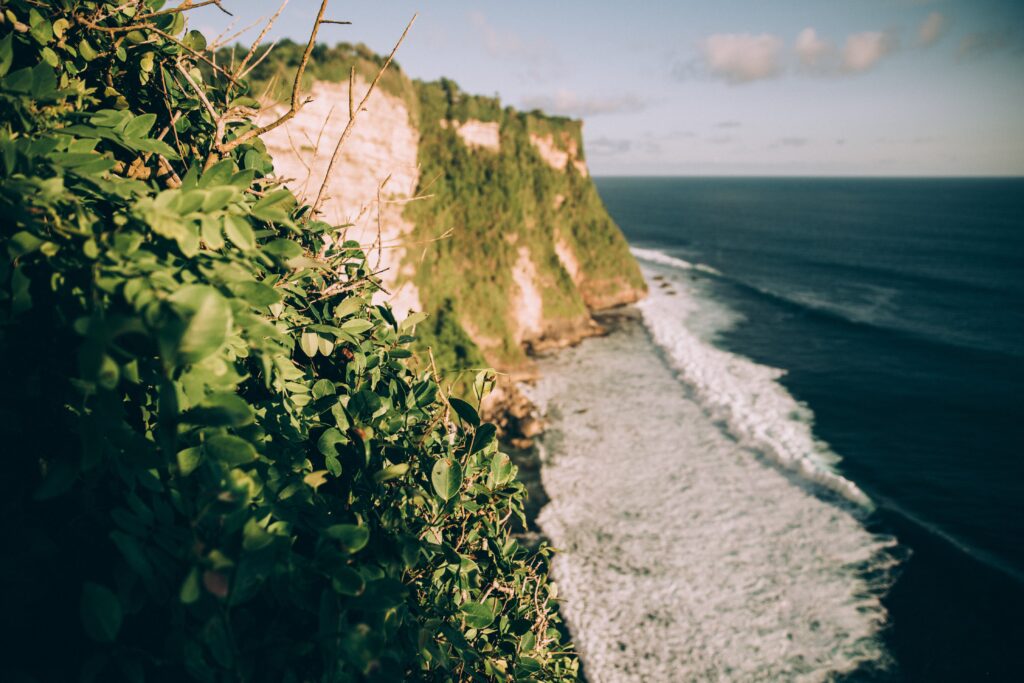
632;251;873;508
531;282;898;681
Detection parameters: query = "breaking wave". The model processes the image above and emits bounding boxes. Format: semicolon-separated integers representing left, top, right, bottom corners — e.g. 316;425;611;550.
631;247;872;507
531;295;898;681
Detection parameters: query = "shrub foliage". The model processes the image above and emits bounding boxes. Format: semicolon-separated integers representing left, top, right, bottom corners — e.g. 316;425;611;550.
0;2;576;681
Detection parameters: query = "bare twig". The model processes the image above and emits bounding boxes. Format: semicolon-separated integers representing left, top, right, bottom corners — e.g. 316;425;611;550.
231;0;289;84
137;0;233;20
218;0;330;154
373;174;392;269
348;65;355;120
175;62;219;121
312;13;417;216
208;14;267;52
238;39;279;80
149;26;242;85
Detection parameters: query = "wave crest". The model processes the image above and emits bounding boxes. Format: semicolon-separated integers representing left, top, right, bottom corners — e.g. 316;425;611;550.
633;249;873;507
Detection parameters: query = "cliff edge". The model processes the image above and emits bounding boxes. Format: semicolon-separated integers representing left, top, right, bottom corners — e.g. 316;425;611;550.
248;42;646;377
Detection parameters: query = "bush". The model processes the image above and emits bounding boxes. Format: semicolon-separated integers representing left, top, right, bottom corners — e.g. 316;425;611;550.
0;2;576;681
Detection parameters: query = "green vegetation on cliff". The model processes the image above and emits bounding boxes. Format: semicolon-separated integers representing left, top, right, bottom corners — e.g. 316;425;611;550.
410;79;646;366
240;44;645;372
0;3;575;680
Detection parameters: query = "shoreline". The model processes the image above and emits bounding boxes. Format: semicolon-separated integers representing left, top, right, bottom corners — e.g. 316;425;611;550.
523;291;896;680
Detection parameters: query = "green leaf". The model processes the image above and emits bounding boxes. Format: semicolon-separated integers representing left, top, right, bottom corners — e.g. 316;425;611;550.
334;296;364;319
516;657;543;676
183;30;207;52
304;470;329;490
199;159;236;187
204;434;257;466
166;285;232;364
317;428;347;456
200;215;224;249
311;379;336;400
224;214;256;251
460;602;495;630
176;447;203;476
431;458;462;501
79;38;99;62
251;189;296;223
330;566;365;596
229;281;282;307
341;318;374;335
8;231;45;259
127;136;180;160
325;524;369;553
373;462;409;483
90;109;130;129
28;9;53;44
398;310;427;332
300;331;319;357
80;582;122;643
180;567;201;604
98;356;119;387
448;397;480;427
349;389;382;421
123;113;157;139
469;423;497;454
410;380;435;409
0;33;13;77
183;394;253;427
201;186;235;212
3;67;33;94
473;369;496;402
242;517;274;551
262;238;303;260
488;453;514;488
52;18;70;39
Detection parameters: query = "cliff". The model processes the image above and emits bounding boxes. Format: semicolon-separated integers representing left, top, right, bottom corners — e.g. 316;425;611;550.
247;42;646;376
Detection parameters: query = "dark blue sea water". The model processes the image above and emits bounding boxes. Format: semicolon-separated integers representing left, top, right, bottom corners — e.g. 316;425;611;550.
594;177;1024;681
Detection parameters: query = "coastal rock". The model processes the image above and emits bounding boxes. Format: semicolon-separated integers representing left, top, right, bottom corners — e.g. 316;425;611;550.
254;62;646;486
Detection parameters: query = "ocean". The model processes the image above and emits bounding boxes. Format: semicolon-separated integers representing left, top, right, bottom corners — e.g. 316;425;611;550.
533;177;1024;681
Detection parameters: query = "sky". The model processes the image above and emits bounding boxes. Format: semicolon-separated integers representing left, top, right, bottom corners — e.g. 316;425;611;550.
194;0;1024;176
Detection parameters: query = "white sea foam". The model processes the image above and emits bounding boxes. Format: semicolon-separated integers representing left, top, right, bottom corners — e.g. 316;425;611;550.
531;259;899;681
630;246;724;276
632;250;872;507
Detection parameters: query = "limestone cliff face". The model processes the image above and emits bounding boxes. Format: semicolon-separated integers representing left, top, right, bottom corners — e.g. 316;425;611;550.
258;63;645;372
259;78;422;320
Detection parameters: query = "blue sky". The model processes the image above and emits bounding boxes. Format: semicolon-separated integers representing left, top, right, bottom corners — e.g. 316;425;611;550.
195;1;1024;176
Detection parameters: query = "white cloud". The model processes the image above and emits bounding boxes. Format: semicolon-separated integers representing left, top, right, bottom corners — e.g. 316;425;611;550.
703;33;783;84
917;12;946;47
795;27;832;66
519;90;647;117
842;31;896;73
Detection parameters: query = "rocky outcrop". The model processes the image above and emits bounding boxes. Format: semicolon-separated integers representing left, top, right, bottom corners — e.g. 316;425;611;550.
529;132;588;176
257;67;644;372
440;118;500;151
